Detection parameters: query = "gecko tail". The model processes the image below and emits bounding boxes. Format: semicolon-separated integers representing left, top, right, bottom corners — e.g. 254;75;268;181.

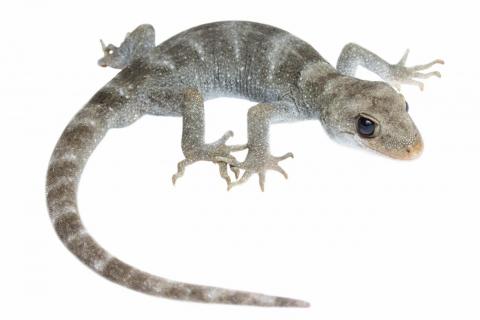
46;103;309;308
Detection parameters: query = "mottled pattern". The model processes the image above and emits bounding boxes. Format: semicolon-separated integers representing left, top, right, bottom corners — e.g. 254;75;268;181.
46;21;442;307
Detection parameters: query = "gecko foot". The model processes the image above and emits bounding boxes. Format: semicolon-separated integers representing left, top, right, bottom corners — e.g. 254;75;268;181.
98;24;155;69
172;131;247;186
216;150;293;192
389;49;444;91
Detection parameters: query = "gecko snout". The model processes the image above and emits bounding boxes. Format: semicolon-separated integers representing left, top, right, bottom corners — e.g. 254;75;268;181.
397;135;423;160
370;132;424;160
405;138;423;159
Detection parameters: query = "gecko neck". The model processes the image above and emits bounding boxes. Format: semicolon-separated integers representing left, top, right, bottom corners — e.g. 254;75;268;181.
298;64;355;121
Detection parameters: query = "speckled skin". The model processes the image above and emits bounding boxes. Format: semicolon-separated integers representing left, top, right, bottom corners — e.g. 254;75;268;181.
46;21;442;307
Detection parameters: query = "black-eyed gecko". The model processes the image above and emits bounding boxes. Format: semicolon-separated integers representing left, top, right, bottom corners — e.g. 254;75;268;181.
46;21;442;307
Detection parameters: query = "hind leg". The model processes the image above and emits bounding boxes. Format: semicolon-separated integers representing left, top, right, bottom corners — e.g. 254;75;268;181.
147;87;245;186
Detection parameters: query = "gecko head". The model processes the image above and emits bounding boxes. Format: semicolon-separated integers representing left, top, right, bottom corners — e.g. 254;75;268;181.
322;80;423;160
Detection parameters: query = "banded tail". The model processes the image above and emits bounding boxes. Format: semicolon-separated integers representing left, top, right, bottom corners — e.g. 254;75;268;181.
46;102;309;307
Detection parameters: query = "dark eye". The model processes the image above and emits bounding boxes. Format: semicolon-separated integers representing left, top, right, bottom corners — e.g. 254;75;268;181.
405;101;409;112
357;116;377;137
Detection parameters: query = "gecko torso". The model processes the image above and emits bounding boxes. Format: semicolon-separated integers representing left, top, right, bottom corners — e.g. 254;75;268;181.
47;21;442;307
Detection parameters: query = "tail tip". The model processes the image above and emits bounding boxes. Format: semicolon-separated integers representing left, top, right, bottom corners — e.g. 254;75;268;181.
297;300;310;308
275;297;310;308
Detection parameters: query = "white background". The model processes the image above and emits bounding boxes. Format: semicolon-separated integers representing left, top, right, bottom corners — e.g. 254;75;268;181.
2;1;479;319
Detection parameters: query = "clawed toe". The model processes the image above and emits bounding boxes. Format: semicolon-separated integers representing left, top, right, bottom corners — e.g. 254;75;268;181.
392;49;444;91
218;162;232;185
412;71;441;79
411;59;444;71
219;151;294;191
172;154;242;186
408;63;443;91
271;164;288;179
213;130;234;146
227;171;253;191
172;130;246;186
172;159;196;185
275;152;294;161
229;165;241;179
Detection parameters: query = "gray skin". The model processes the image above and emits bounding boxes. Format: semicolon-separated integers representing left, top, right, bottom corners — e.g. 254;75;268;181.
46;21;442;307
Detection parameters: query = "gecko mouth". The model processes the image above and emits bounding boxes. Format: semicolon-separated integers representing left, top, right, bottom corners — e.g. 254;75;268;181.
354;134;423;160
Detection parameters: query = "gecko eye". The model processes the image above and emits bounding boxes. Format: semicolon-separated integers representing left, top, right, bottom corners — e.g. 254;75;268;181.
357;116;377;137
405;101;409;112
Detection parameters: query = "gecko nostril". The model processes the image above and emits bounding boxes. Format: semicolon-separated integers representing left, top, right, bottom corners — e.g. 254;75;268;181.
403;137;423;160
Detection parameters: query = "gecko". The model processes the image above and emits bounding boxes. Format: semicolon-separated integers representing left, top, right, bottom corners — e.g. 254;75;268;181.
46;21;443;307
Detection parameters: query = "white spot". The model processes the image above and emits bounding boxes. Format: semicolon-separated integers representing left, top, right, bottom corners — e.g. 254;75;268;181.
49;205;77;223
66;228;87;243
224;22;241;60
299;61;336;85
206;288;221;301
159;55;176;70
268;34;293;80
57;152;78;163
188;39;205;61
46;175;75;193
70;114;99;129
93;254;113;272
230;37;240;60
255;294;276;305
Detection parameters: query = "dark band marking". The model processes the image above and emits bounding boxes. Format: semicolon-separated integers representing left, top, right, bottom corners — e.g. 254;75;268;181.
47;183;77;214
47;181;76;202
217;291;252;305
47;160;80;186
89;89;127;107
114;60;152;85
102;258;152;292
54;212;83;242
58;124;97;152
66;234;110;269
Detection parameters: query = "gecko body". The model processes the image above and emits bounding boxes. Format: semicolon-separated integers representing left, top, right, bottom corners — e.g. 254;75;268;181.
47;21;442;307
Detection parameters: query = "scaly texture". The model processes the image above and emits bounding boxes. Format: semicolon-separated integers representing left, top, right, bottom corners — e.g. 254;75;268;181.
47;21;442;307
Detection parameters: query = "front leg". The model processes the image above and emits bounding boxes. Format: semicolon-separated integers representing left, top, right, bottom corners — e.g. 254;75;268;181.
218;101;304;191
336;43;443;91
172;88;246;185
